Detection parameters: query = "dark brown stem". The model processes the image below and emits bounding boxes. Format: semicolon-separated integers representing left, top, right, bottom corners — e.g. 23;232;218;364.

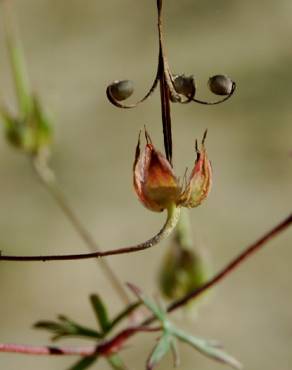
159;53;173;164
157;0;174;164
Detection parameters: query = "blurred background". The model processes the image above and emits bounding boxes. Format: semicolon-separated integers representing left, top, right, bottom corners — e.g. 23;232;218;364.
0;0;292;369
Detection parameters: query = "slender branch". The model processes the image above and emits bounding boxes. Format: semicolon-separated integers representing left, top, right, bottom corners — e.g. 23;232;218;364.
0;203;181;262
31;155;130;304
167;213;292;312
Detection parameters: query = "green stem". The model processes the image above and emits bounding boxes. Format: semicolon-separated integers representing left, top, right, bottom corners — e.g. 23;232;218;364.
1;0;32;117
174;208;193;250
31;155;131;304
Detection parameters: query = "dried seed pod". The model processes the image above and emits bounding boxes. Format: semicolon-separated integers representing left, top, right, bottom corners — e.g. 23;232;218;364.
208;75;233;95
173;74;196;98
108;80;134;101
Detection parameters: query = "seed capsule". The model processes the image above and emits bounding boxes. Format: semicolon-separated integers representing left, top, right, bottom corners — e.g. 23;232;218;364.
108;80;134;101
208;75;233;95
173;74;196;98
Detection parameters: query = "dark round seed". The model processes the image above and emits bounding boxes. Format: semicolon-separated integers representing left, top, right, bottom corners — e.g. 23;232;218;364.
208;75;233;95
173;74;196;97
108;80;134;101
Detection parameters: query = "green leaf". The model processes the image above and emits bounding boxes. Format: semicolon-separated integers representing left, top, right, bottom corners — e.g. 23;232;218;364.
34;320;63;333
127;283;165;321
147;333;171;370
34;315;102;341
107;354;128;370
58;315;103;340
68;356;97;370
110;301;141;331
90;294;111;334
172;328;242;369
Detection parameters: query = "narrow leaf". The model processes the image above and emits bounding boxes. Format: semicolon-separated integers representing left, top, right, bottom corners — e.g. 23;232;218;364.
58;315;102;339
127;283;165;321
173;328;242;369
34;320;63;332
68;356;97;370
90;294;111;334
34;316;102;341
147;334;171;370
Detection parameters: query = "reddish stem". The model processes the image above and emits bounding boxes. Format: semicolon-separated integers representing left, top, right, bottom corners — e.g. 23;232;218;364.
0;214;291;358
0;343;95;356
0;326;160;357
167;213;292;312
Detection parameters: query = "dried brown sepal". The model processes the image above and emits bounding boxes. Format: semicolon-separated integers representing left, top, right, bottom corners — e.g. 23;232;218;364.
133;131;180;212
179;131;212;208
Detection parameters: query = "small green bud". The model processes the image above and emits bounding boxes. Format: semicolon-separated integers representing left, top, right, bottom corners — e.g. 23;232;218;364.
208;75;233;95
0;96;53;155
173;74;196;98
108;80;134;101
5;120;34;151
159;243;209;301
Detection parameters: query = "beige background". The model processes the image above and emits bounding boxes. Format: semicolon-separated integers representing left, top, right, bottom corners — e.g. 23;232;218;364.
0;0;292;369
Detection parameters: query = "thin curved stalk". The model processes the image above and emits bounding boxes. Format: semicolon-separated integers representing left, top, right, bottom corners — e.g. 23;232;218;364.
192;82;236;105
0;203;181;262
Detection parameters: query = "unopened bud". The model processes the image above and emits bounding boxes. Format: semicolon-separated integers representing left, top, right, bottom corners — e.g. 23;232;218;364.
0;96;52;155
159;242;209;301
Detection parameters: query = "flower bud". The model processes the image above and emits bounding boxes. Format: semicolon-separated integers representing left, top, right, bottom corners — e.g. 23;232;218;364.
173;74;196;98
0;97;52;155
133;132;181;212
5;121;35;151
108;80;134;101
159;242;209;301
208;75;233;95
